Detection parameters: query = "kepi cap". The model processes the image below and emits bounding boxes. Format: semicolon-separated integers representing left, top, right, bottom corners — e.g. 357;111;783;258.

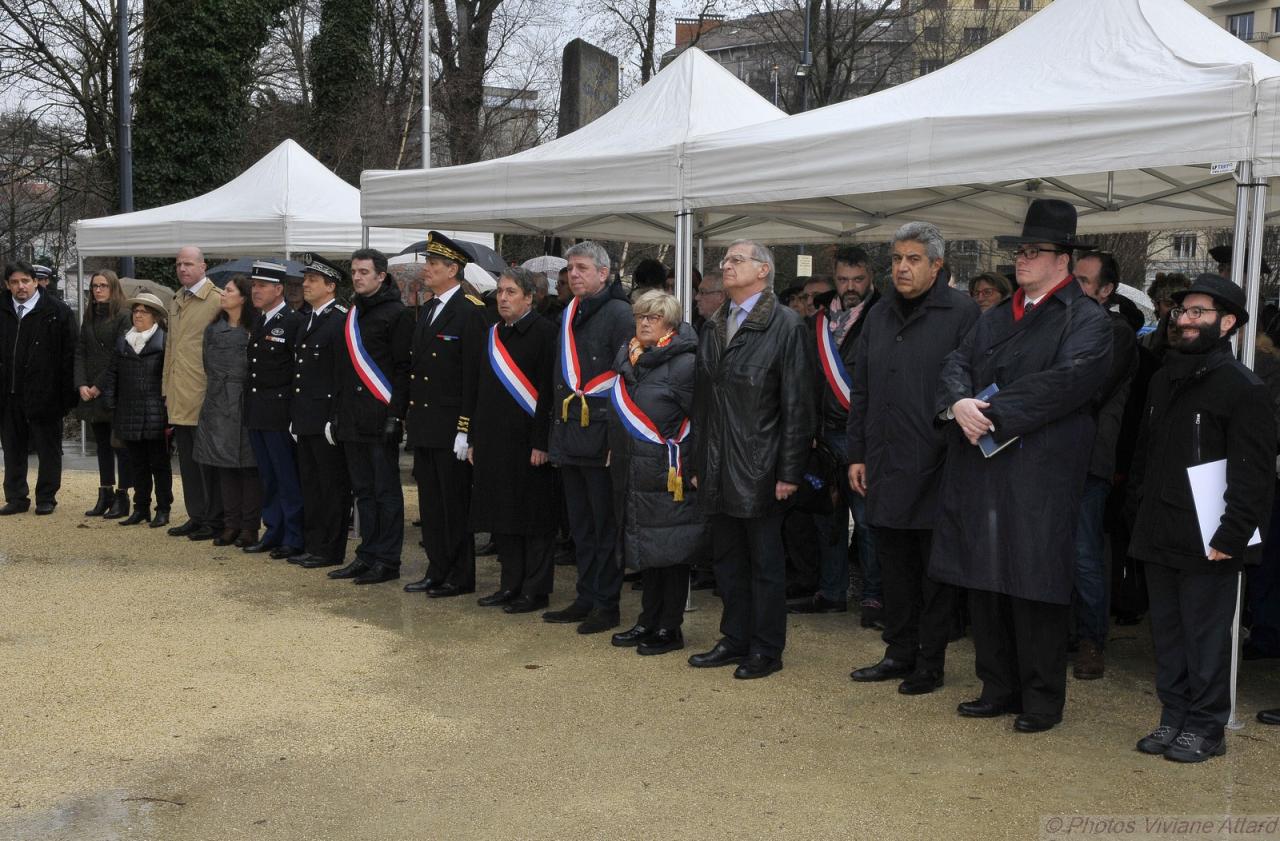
250;260;289;284
296;252;346;285
420;231;470;266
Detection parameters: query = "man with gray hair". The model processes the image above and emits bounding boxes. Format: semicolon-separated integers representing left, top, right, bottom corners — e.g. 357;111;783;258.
846;222;979;695
544;241;634;634
689;239;816;679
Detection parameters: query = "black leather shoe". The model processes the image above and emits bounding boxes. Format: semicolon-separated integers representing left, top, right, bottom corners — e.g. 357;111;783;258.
34;501;56;515
504;594;549;614
287;553;319;565
269;545;302;560
1258;708;1280;726
149;510;170;528
689;641;748;668
353;563;400;585
543;602;592;624
957;698;1021;718
187;525;216;541
119;508;151;526
898;670;944;696
1164;731;1225;763
328;561;370;580
734;653;783;679
787;594;847;614
403;576;441;593
167;520;198;536
212;529;240;547
611;624;653;647
301;556;342;569
850;657;915;683
0;501;29;516
427;582;474;598
85;487;113;516
1014;712;1062;733
577;609;620;634
637;628;684;656
241;541;279;554
103;490;130;520
477;589;517;606
1136;725;1179;755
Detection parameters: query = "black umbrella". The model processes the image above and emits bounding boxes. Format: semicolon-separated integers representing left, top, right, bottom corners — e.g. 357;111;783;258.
398;239;507;275
206;257;307;287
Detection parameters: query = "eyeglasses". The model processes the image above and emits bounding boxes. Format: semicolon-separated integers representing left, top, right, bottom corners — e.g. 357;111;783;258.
695;288;723;297
90;283;110;290
720;255;763;268
1010;246;1067;260
971;287;1000;299
1171;306;1219;320
636;313;666;324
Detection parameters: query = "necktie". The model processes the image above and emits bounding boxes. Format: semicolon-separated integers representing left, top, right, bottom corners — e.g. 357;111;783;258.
15;303;24;320
727;304;743;342
423;298;441;324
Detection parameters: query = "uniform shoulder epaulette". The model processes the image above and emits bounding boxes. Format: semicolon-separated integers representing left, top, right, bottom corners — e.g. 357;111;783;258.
335;304;349;313
466;294;485;307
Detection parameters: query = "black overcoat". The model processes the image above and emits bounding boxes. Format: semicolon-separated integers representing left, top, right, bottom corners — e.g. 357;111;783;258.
0;291;78;420
331;281;414;444
818;286;879;436
101;329;168;442
245;306;304;431
74;308;130;423
406;288;488;449
469;311;558;535
193;320;255;469
930;279;1112;605
290;301;348;436
847;280;980;530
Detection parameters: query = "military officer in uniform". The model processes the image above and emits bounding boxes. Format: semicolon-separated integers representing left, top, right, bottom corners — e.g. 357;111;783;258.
404;231;489;598
287;253;352;569
243;261;306;558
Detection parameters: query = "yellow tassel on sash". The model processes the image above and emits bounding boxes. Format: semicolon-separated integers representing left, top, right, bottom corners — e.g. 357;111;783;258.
561;392;591;427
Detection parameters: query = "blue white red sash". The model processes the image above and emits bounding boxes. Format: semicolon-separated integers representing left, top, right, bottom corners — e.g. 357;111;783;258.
816;310;851;411
488;324;538;417
610;378;692;502
345;306;392;405
560;296;618;426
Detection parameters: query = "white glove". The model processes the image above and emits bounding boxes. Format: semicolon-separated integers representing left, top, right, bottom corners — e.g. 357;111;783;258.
453;432;469;461
324;422;335;446
289;422;297;443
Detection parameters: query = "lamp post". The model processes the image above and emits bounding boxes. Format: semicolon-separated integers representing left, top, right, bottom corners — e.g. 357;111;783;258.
795;0;813;113
116;0;134;277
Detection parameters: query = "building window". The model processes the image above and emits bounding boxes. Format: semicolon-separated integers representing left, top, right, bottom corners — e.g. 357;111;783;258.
1274;7;1280;33
1173;235;1197;260
964;26;989;43
974;0;989;7
923;26;941;42
1019;0;1033;9
919;59;944;75
1228;12;1255;40
921;0;946;9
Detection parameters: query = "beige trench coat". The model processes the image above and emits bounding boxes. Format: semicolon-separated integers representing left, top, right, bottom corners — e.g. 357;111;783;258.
161;278;223;426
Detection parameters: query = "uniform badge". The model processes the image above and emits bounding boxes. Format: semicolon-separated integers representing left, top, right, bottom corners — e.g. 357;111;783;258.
271;327;285;336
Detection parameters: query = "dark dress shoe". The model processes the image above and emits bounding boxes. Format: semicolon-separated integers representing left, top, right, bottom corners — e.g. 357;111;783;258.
503;594;549;613
426;582;474;598
850;657;915;683
34;501;56;515
611;624;653;647
328;561;370;580
688;641;748;668
269;545;302;560
1013;712;1062;733
577;609;620;634
957;698;1020;718
1257;708;1280;726
898;670;944;696
287;553;319;565
149;510;170;528
167;520;199;536
637;628;684;656
241;541;279;554
353;563;400;585
403;576;441;593
119;508;151;526
103;490;130;519
1164;731;1225;763
300;556;341;569
212;529;239;547
85;487;113;516
734;653;783;679
234;529;258;548
787;594;847;614
1136;725;1179;755
477;589;517;607
187;525;216;541
543;602;592;624
0;501;29;516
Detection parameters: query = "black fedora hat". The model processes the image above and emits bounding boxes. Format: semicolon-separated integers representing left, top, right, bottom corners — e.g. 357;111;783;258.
1172;273;1249;325
996;199;1092;251
1208;244;1271;276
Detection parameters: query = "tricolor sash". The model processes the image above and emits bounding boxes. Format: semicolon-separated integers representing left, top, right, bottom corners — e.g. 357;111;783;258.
560;296;618;426
488;324;538;417
816;311;852;411
610;378;692;502
345;306;392;405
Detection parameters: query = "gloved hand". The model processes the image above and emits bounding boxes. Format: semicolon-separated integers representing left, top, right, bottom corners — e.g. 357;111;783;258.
324;421;336;446
453;432;469;462
289;422;297;443
383;417;403;447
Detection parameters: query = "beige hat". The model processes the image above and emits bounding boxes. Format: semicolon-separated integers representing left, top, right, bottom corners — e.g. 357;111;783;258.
125;292;167;318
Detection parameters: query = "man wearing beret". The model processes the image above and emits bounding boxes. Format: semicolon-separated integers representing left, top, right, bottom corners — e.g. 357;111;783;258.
1129;273;1275;762
404;231;488;598
242;261;306;559
287;253;352;569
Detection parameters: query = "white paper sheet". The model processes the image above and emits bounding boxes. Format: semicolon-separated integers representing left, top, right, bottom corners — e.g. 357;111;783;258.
1186;459;1262;557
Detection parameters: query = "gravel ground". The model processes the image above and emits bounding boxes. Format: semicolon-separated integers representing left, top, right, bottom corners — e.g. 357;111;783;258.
1;468;1279;841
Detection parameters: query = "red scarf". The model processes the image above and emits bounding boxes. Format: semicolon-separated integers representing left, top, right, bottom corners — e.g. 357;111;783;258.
1012;274;1076;321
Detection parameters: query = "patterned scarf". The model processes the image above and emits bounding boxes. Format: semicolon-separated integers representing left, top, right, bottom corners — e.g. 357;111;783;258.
628;329;675;367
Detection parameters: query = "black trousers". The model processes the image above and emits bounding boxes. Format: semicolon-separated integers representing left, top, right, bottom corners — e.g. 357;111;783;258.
414;446;475;590
561;465;622;612
173;425;223;529
345;440;404;569
298;434;351;563
638;564;690;630
90;421;132;488
1146;563;1237;740
880;528;956;673
1;404;62;505
495;532;554;595
219;467;262;532
711;512;787;658
969;589;1070;718
782;508;820;592
126;438;173;510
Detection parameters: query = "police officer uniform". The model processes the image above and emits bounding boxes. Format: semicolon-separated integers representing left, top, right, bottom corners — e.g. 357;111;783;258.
404;231;488;598
244;261;306;557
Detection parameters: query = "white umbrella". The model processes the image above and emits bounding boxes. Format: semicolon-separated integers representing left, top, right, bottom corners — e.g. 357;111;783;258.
522;256;568;292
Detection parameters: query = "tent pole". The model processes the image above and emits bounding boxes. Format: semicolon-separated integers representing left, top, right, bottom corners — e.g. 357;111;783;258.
1241;175;1269;371
697;237;705;276
675;210;693;323
78;254;86;456
1229;161;1253;363
362;226;370;248
1228;572;1244;730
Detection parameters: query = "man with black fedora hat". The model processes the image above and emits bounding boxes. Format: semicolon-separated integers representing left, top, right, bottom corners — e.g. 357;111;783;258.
287;253;352;569
242;260;306;559
403;231;489;598
1208;245;1271;282
1128;273;1274;762
932;198;1114;733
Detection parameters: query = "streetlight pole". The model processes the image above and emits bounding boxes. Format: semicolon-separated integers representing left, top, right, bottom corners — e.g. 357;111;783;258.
795;0;813;113
422;0;432;168
116;0;134;277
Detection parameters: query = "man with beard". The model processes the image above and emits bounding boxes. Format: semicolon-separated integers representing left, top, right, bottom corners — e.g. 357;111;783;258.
1128;274;1274;762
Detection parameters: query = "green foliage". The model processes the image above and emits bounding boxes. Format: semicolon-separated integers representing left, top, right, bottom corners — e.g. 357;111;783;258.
308;0;376;181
